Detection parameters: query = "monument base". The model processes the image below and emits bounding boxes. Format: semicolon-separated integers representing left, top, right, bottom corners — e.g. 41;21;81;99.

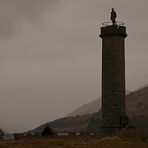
101;116;129;135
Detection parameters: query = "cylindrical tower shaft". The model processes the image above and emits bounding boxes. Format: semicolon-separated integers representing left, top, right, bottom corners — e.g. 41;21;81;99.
100;25;129;133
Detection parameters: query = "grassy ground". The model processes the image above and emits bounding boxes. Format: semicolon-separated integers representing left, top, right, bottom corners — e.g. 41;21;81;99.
0;135;148;148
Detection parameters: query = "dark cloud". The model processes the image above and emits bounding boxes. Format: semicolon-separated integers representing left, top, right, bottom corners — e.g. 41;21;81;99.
0;0;59;38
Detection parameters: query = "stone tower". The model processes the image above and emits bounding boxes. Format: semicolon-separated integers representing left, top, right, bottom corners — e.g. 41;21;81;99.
100;15;129;133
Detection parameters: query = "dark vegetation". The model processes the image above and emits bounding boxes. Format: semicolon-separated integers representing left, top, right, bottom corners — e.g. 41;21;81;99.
41;126;53;137
0;129;148;148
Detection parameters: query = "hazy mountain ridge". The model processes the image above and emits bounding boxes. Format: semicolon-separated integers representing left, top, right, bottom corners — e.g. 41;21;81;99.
67;99;101;117
32;86;148;133
126;86;148;117
68;90;130;117
31;114;93;134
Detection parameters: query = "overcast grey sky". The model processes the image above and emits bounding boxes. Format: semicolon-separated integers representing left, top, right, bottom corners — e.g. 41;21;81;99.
0;0;148;132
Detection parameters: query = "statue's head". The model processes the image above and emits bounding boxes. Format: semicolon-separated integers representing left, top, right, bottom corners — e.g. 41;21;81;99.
112;8;114;11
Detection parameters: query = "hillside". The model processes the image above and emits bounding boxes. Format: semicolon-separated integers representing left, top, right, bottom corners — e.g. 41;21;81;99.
31;114;93;135
126;86;148;117
89;86;148;132
68;90;130;117
32;86;148;134
67;99;101;117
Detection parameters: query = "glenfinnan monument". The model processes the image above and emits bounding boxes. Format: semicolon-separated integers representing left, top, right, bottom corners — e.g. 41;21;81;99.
100;9;129;134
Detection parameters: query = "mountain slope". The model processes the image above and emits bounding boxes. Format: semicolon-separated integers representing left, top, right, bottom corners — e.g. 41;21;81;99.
68;90;130;117
31;114;93;134
67;99;101;117
126;86;148;117
88;86;148;132
32;86;148;133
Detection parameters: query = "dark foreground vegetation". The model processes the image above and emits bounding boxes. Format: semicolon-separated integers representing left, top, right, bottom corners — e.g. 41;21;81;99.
0;129;148;148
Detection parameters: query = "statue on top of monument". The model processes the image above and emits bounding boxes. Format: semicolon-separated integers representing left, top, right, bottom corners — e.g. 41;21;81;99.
111;8;117;26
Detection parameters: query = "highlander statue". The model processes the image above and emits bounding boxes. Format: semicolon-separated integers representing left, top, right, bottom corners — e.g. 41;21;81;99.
111;8;117;25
